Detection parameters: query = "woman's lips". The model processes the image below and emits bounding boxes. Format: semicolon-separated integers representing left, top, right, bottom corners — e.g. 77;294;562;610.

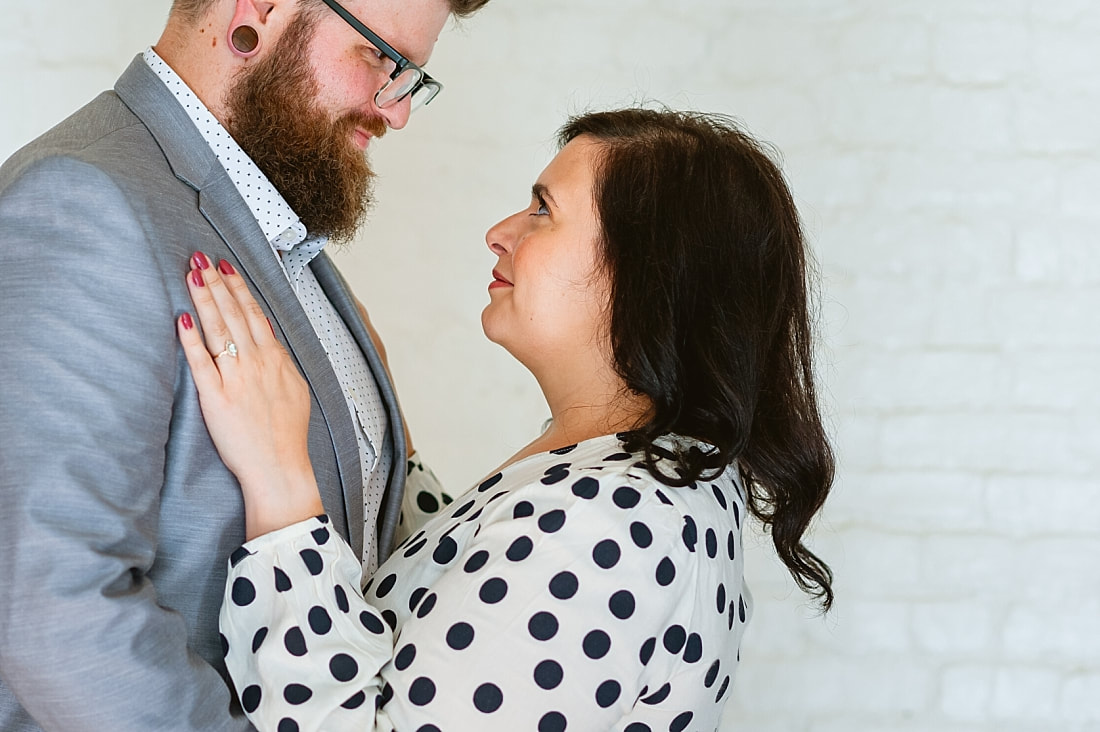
489;269;513;290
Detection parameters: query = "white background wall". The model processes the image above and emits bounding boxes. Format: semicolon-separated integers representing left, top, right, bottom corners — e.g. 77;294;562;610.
2;1;1097;730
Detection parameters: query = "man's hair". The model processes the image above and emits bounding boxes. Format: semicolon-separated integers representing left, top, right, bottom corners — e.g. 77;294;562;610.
171;0;489;24
169;0;220;23
447;0;490;16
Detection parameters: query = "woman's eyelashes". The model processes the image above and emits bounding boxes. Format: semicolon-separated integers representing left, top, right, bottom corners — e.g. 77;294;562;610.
531;194;550;217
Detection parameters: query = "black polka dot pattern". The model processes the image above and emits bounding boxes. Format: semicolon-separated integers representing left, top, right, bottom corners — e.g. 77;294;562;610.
479;577;508;604
329;654;359;682
274;567;292;593
540;711;567;731
222;433;749;730
534;659;564;689
232;577;256;607
593;539;621;569
334;585;350;613
409;677;435;706
446;622;475;650
342;691;366;710
394;644;417;670
549;571;579;600
396;459;455;562
583;630;612;659
538;509;567;533
283;627;307;657
571;476;600;499
473;683;503;713
528;611;559;641
308;606;332;635
506;536;534;561
241;684;262;713
251;627;268;653
609;590;636;619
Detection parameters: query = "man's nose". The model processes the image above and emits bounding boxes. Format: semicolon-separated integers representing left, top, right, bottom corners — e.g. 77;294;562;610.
377;95;412;131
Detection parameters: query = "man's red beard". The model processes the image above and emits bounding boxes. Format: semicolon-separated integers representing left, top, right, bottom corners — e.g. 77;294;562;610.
224;11;387;244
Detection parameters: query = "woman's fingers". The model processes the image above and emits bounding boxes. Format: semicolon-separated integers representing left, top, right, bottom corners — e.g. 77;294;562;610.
186;255;235;358
187;252;253;359
177;311;224;398
217;259;278;347
177;253;322;539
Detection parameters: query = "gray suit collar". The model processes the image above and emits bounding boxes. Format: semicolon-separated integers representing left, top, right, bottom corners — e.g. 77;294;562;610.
114;55;218;191
195;177;368;560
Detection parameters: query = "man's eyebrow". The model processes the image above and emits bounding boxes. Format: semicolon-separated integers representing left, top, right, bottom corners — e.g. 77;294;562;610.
532;183;558;208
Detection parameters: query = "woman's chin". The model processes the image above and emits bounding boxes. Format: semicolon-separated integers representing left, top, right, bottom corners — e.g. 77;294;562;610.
480;308;504;347
481;312;526;365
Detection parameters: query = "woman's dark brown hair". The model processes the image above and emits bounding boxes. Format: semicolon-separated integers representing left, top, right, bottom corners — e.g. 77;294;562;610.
559;108;835;610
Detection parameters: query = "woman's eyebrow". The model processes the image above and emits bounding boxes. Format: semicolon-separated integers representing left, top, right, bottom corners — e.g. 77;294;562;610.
531;182;558;208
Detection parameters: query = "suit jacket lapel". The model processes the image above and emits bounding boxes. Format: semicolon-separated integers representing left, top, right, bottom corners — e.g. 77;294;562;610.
195;180;366;560
311;253;408;563
112;56;364;559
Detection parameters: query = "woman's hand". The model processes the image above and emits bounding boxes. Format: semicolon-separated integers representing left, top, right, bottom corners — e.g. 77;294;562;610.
178;252;323;540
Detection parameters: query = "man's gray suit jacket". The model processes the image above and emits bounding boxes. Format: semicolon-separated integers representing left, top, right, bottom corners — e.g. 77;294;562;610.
0;57;407;731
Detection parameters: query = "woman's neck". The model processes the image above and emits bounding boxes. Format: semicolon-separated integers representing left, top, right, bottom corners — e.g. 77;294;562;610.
494;366;653;474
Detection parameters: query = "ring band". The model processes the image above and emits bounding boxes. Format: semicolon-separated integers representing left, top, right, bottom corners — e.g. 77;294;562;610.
215;340;238;360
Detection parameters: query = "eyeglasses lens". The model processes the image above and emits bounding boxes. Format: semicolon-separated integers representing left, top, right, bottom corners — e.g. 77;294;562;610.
377;69;419;107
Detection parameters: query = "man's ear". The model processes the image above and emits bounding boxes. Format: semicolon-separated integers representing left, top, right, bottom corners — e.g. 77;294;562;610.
227;0;277;58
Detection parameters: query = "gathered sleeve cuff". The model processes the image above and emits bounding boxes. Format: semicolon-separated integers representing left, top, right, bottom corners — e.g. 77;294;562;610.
220;516;395;732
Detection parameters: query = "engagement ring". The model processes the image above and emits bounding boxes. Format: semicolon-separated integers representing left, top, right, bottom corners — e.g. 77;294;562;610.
215;340;238;360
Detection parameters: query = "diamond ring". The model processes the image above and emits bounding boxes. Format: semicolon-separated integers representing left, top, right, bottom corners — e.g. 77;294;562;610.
215;340;238;360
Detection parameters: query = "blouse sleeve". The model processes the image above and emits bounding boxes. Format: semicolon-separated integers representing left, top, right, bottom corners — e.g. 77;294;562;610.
220;516;393;732
393;452;454;546
221;471;697;732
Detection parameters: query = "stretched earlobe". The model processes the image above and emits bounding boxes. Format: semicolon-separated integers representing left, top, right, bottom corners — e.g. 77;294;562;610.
229;25;260;56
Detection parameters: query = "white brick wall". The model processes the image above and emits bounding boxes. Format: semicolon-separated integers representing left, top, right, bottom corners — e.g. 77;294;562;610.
3;2;1097;729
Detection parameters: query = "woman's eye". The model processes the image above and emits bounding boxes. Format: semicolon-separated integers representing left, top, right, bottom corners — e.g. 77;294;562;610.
530;196;549;216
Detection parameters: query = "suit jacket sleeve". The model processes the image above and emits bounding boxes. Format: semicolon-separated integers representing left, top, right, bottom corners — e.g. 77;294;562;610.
0;156;252;730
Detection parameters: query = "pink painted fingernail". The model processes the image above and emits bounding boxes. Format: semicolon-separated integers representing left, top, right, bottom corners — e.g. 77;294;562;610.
191;251;211;270
180;312;194;330
218;259;237;276
190;269;205;287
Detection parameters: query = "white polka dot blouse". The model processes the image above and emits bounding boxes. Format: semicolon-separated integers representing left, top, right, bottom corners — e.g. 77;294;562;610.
221;433;751;731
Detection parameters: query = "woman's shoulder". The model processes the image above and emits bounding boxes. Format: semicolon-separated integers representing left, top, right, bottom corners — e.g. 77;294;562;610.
478;433;746;544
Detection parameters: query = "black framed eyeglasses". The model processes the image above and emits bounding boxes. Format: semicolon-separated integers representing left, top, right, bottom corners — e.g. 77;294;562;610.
318;0;442;111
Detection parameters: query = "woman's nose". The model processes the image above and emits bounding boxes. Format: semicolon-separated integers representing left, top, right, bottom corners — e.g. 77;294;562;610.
485;211;521;254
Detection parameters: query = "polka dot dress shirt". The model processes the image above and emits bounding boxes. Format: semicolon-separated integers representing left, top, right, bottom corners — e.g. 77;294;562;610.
221;434;751;731
143;49;419;573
